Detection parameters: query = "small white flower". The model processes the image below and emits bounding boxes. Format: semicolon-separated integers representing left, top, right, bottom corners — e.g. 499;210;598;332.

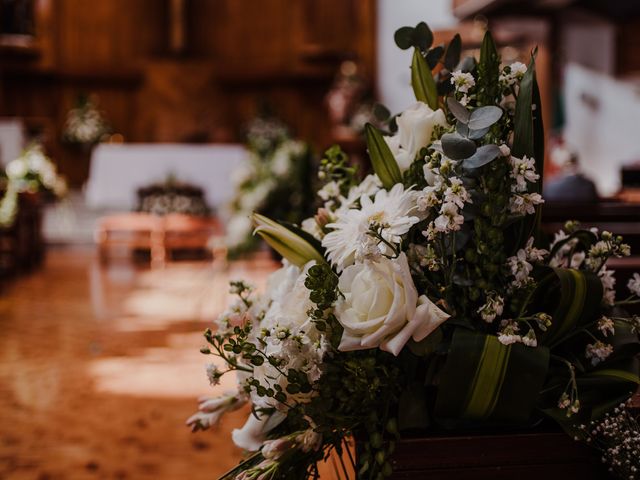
597;316;615;337
318;181;341;201
295;428;322;453
509;155;539;193
433;202;464;233
522;329;538;347
509;192;544;216
451;70;476;94
443;177;471;209
585;341;613;366
628;273;640;297
498;319;522;345
499;144;511;157
186;392;247;431
416;185;441;211
206;363;223;386
599;267;616;306
500;61;527;87
477;292;504;323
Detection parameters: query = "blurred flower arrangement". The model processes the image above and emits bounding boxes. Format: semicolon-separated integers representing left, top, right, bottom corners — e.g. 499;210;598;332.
136;174;211;216
62;94;111;146
226;116;315;257
190;22;640;479
0;143;67;228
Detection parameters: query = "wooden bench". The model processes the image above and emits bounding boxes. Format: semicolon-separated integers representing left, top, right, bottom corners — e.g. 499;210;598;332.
95;212;221;266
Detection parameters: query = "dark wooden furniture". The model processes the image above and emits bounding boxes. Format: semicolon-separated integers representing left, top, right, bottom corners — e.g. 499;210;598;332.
390;431;609;479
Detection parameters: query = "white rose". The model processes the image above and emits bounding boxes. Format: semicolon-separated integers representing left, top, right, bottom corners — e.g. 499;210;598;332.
384;102;448;172
334;253;449;356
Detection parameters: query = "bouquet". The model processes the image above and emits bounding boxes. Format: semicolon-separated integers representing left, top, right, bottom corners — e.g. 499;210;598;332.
62;94;111;146
5;143;67;199
189;22;640;479
226;116;315;258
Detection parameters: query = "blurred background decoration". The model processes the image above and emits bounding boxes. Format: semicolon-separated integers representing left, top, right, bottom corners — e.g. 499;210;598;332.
1;0;640;478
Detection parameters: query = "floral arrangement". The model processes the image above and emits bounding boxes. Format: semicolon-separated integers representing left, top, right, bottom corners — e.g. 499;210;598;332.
226;116;314;257
189;22;640;479
136;175;211;217
62;94;111;146
5;143;67;199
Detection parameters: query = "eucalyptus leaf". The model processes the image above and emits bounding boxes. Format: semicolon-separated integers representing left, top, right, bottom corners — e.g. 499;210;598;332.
468;126;491;140
413;22;433;51
462;144;501;168
426;45;444;69
394;26;414;50
441;132;476;160
411;48;438;109
458;56;476;73
447;97;470;124
444;33;462;71
372;103;391;121
364;123;402;189
468;106;503;130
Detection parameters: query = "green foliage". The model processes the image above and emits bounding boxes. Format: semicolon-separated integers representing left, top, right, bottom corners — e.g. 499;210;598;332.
411;48;439;109
365;123;402;189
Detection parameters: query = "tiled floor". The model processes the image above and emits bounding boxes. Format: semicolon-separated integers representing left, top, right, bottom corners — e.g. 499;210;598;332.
0;247;279;480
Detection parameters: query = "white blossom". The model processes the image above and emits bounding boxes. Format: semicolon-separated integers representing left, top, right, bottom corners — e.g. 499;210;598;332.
451;70;476;94
443;177;471;209
599;267;616;306
433;201;464;233
322;184;420;271
477;292;504;323
509;192;543;216
509;155;539;192
628;273;640;297
585;341;613;366
318;181;341;201
597;316;615;337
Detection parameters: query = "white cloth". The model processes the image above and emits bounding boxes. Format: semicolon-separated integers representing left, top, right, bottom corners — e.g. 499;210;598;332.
85;143;246;211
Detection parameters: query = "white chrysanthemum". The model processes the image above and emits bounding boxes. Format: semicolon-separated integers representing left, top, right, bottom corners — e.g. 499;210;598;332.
322;184;420;271
339;174;382;210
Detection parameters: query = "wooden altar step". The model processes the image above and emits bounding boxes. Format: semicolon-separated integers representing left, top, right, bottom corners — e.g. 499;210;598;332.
389;432;610;479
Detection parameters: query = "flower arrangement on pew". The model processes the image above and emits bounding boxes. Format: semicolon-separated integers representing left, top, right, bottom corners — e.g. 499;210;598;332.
226;116;315;258
189;21;640;479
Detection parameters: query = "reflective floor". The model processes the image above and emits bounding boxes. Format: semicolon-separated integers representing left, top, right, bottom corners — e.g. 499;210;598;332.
0;247;279;480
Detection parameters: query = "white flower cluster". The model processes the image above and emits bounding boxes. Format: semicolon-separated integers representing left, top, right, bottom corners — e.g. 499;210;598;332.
506;237;548;288
450;70;475;106
5;144;67;197
63;99;110;144
419;168;472;239
499;61;527;88
477;291;504;323
497;319;537;347
585;340;613;366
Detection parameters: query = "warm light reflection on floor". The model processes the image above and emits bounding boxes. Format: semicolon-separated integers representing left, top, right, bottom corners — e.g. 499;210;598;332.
0;247;280;480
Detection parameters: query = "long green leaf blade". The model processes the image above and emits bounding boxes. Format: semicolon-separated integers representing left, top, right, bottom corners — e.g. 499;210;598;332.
364;123;402;189
411;48;438;109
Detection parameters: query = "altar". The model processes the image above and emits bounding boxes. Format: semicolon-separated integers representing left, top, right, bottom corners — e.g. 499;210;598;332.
85;143;246;212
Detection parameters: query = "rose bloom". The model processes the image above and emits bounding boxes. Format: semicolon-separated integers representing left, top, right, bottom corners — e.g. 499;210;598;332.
334;253;449;356
384;102;448;172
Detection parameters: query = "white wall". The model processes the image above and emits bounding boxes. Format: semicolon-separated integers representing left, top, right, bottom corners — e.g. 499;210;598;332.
564;63;640;196
377;0;457;114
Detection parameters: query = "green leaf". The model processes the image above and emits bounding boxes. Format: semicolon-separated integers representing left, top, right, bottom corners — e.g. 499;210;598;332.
411;48;438;109
372;103;391;121
444;33;462;71
413;22;433;51
534;268;603;346
441;132;477;160
425;45;444;69
364;123;402;189
512;53;537;159
434;329;550;426
394;26;414;50
468;106;503;130
462;144;501;169
476;31;500;106
447;97;470;124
